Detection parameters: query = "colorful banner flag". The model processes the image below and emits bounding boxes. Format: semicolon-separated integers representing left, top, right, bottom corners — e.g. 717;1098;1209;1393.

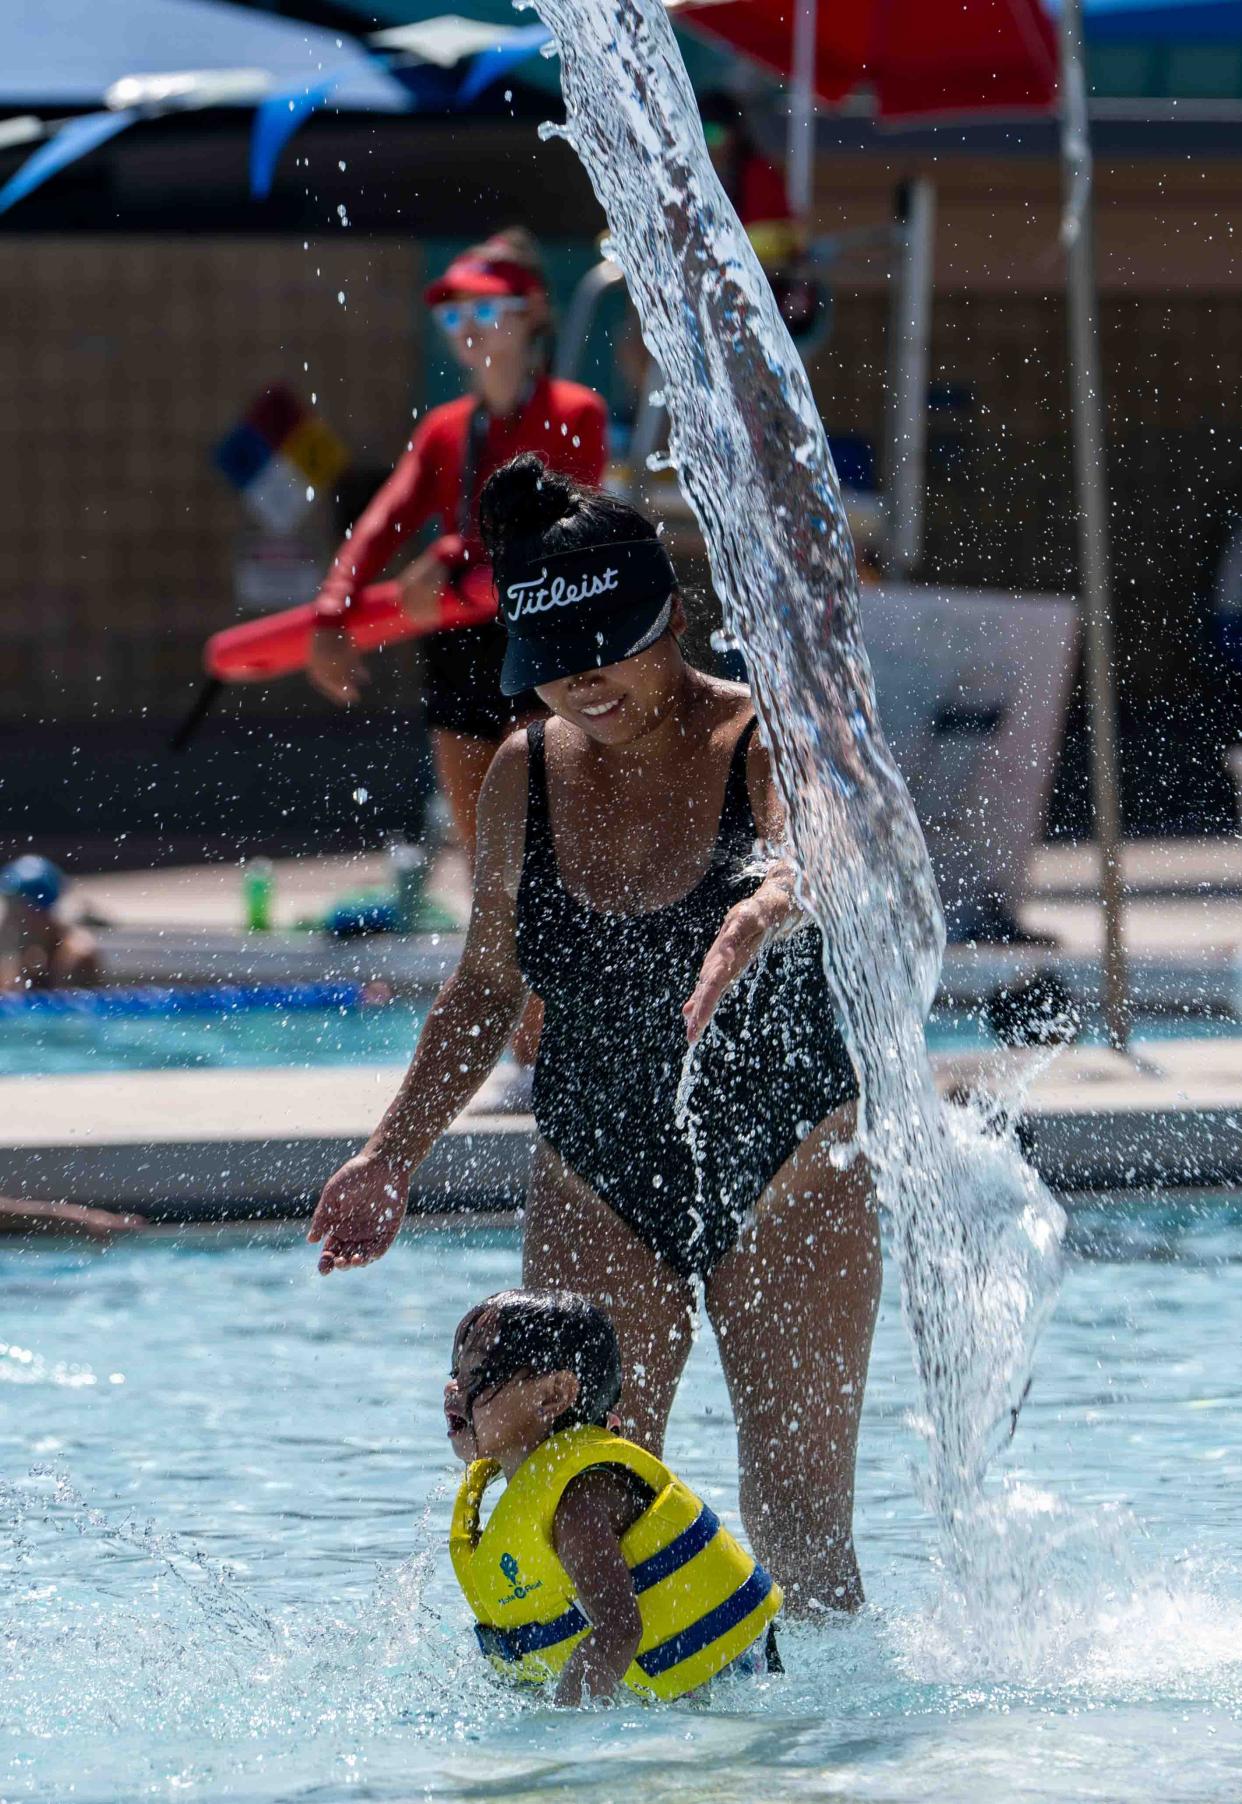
213;386;348;533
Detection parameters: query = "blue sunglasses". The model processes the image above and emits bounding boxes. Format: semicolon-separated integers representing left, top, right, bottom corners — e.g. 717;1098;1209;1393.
433;297;529;334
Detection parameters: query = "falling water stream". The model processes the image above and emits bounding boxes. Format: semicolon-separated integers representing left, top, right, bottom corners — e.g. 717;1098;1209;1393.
528;0;1065;1570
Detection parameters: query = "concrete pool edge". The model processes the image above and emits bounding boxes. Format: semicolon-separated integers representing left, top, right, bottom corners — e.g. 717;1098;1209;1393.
93;924;1242;1015
0;1041;1238;1217
0;1118;530;1216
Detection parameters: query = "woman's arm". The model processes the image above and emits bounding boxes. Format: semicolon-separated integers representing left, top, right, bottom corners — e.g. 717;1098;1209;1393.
683;725;800;1045
552;1470;644;1706
308;736;530;1272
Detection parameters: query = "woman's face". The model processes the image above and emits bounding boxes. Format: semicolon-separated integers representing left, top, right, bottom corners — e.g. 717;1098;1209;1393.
535;615;686;747
438;292;548;380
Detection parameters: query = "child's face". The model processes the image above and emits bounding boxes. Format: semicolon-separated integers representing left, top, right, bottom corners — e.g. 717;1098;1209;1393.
445;1312;578;1466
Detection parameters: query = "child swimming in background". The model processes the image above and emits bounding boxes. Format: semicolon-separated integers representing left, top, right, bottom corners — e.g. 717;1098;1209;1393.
446;1288;783;1706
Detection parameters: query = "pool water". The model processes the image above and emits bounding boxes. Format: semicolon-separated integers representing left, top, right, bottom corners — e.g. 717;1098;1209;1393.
3;1206;1240;1803
1;997;1236;1077
0;1000;430;1078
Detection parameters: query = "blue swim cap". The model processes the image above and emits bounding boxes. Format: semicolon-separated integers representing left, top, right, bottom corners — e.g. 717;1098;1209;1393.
0;855;64;912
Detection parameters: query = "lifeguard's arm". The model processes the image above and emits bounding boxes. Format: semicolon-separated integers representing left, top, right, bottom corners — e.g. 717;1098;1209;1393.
308;738;530;1273
552;1470;644;1706
315;419;439;614
683;727;798;1045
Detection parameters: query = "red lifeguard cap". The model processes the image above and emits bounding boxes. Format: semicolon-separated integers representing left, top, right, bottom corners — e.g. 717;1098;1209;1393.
425;241;546;305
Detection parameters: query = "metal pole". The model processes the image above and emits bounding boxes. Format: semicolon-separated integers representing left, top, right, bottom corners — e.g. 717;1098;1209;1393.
1058;0;1129;1049
786;0;817;221
886;178;936;575
555;257;626;381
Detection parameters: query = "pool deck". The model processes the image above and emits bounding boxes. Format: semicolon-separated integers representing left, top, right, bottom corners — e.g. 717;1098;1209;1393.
72;837;1242;1013
2;836;1237;1218
0;1063;531;1216
0;1036;1238;1217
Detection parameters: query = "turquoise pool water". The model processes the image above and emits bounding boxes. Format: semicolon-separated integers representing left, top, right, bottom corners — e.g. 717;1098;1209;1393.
1;996;1237;1077
0;998;431;1077
3;1207;1240;1803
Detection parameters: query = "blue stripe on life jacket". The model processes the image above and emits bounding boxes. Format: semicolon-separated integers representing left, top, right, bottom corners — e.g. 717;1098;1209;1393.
474;1504;723;1664
629;1505;720;1594
475;1601;590;1663
636;1566;775;1679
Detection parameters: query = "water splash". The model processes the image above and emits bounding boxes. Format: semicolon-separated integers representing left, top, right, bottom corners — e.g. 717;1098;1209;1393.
0;1467;494;1766
529;0;1065;1572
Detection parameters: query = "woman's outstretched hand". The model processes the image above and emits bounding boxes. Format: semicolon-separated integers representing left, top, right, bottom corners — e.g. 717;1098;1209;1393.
684;897;769;1045
684;873;797;1045
308;1151;410;1273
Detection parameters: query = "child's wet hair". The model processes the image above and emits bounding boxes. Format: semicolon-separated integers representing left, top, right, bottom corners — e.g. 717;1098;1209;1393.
453;1288;623;1431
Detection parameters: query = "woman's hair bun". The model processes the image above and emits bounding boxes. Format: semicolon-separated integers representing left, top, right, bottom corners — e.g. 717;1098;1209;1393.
480;452;576;561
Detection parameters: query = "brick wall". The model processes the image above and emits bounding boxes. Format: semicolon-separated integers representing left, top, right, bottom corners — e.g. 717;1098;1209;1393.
0;236;422;726
3;192;1242;725
806;289;1242;703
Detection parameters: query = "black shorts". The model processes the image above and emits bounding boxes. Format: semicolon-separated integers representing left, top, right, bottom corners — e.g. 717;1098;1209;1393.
422;623;539;742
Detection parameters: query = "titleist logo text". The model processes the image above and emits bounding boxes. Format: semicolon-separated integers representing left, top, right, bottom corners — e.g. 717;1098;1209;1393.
505;565;619;618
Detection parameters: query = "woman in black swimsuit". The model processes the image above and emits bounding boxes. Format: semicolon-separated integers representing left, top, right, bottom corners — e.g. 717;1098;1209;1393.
310;455;881;1612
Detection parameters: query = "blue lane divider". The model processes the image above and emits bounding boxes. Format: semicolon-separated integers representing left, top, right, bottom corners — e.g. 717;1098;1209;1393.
0;983;367;1020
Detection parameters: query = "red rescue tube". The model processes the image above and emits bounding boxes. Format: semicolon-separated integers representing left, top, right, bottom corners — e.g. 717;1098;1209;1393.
205;537;496;682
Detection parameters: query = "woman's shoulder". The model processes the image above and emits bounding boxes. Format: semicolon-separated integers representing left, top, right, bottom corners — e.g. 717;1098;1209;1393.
473;730;534;897
694;674;755;743
481;725;533;801
693;678;773;795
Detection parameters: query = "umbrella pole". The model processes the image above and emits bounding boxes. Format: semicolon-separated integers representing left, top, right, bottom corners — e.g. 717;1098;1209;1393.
886;178;936;575
1058;0;1129;1050
786;0;817;220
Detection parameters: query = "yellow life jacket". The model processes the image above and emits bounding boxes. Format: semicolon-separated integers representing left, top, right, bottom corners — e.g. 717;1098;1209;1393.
449;1424;781;1701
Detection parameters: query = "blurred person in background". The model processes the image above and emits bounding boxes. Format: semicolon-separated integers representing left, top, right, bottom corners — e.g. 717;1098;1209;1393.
0;857;102;991
307;229;609;865
308;229;607;1098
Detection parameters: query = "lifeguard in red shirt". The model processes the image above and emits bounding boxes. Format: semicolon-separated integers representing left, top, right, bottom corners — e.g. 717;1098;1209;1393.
308;229;608;861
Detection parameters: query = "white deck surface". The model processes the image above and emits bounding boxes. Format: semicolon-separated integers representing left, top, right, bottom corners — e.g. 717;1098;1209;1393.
1;1040;1238;1213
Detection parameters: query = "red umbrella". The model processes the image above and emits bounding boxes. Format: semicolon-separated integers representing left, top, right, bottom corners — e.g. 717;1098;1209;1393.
674;0;1057;118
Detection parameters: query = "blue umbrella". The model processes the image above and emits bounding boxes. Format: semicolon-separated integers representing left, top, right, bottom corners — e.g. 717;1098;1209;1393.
1076;0;1242;38
0;0;409;215
249;77;339;201
0;2;553;215
249;20;551;201
0;109;137;213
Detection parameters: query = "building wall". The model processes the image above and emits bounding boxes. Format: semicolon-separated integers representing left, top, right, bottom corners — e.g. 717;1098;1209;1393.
804;153;1242;708
2;148;1241;731
0;236;423;727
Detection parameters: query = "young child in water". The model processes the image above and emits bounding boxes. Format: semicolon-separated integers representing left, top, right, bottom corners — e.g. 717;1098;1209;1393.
445;1288;782;1706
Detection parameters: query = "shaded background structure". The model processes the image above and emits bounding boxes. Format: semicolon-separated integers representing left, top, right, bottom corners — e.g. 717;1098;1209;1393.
3;0;1242;859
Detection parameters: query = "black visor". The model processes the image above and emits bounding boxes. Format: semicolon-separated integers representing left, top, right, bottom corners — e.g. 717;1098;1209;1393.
498;537;676;696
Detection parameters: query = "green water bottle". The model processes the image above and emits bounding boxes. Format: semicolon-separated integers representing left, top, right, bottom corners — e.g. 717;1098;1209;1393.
242;858;274;932
388;840;427;934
